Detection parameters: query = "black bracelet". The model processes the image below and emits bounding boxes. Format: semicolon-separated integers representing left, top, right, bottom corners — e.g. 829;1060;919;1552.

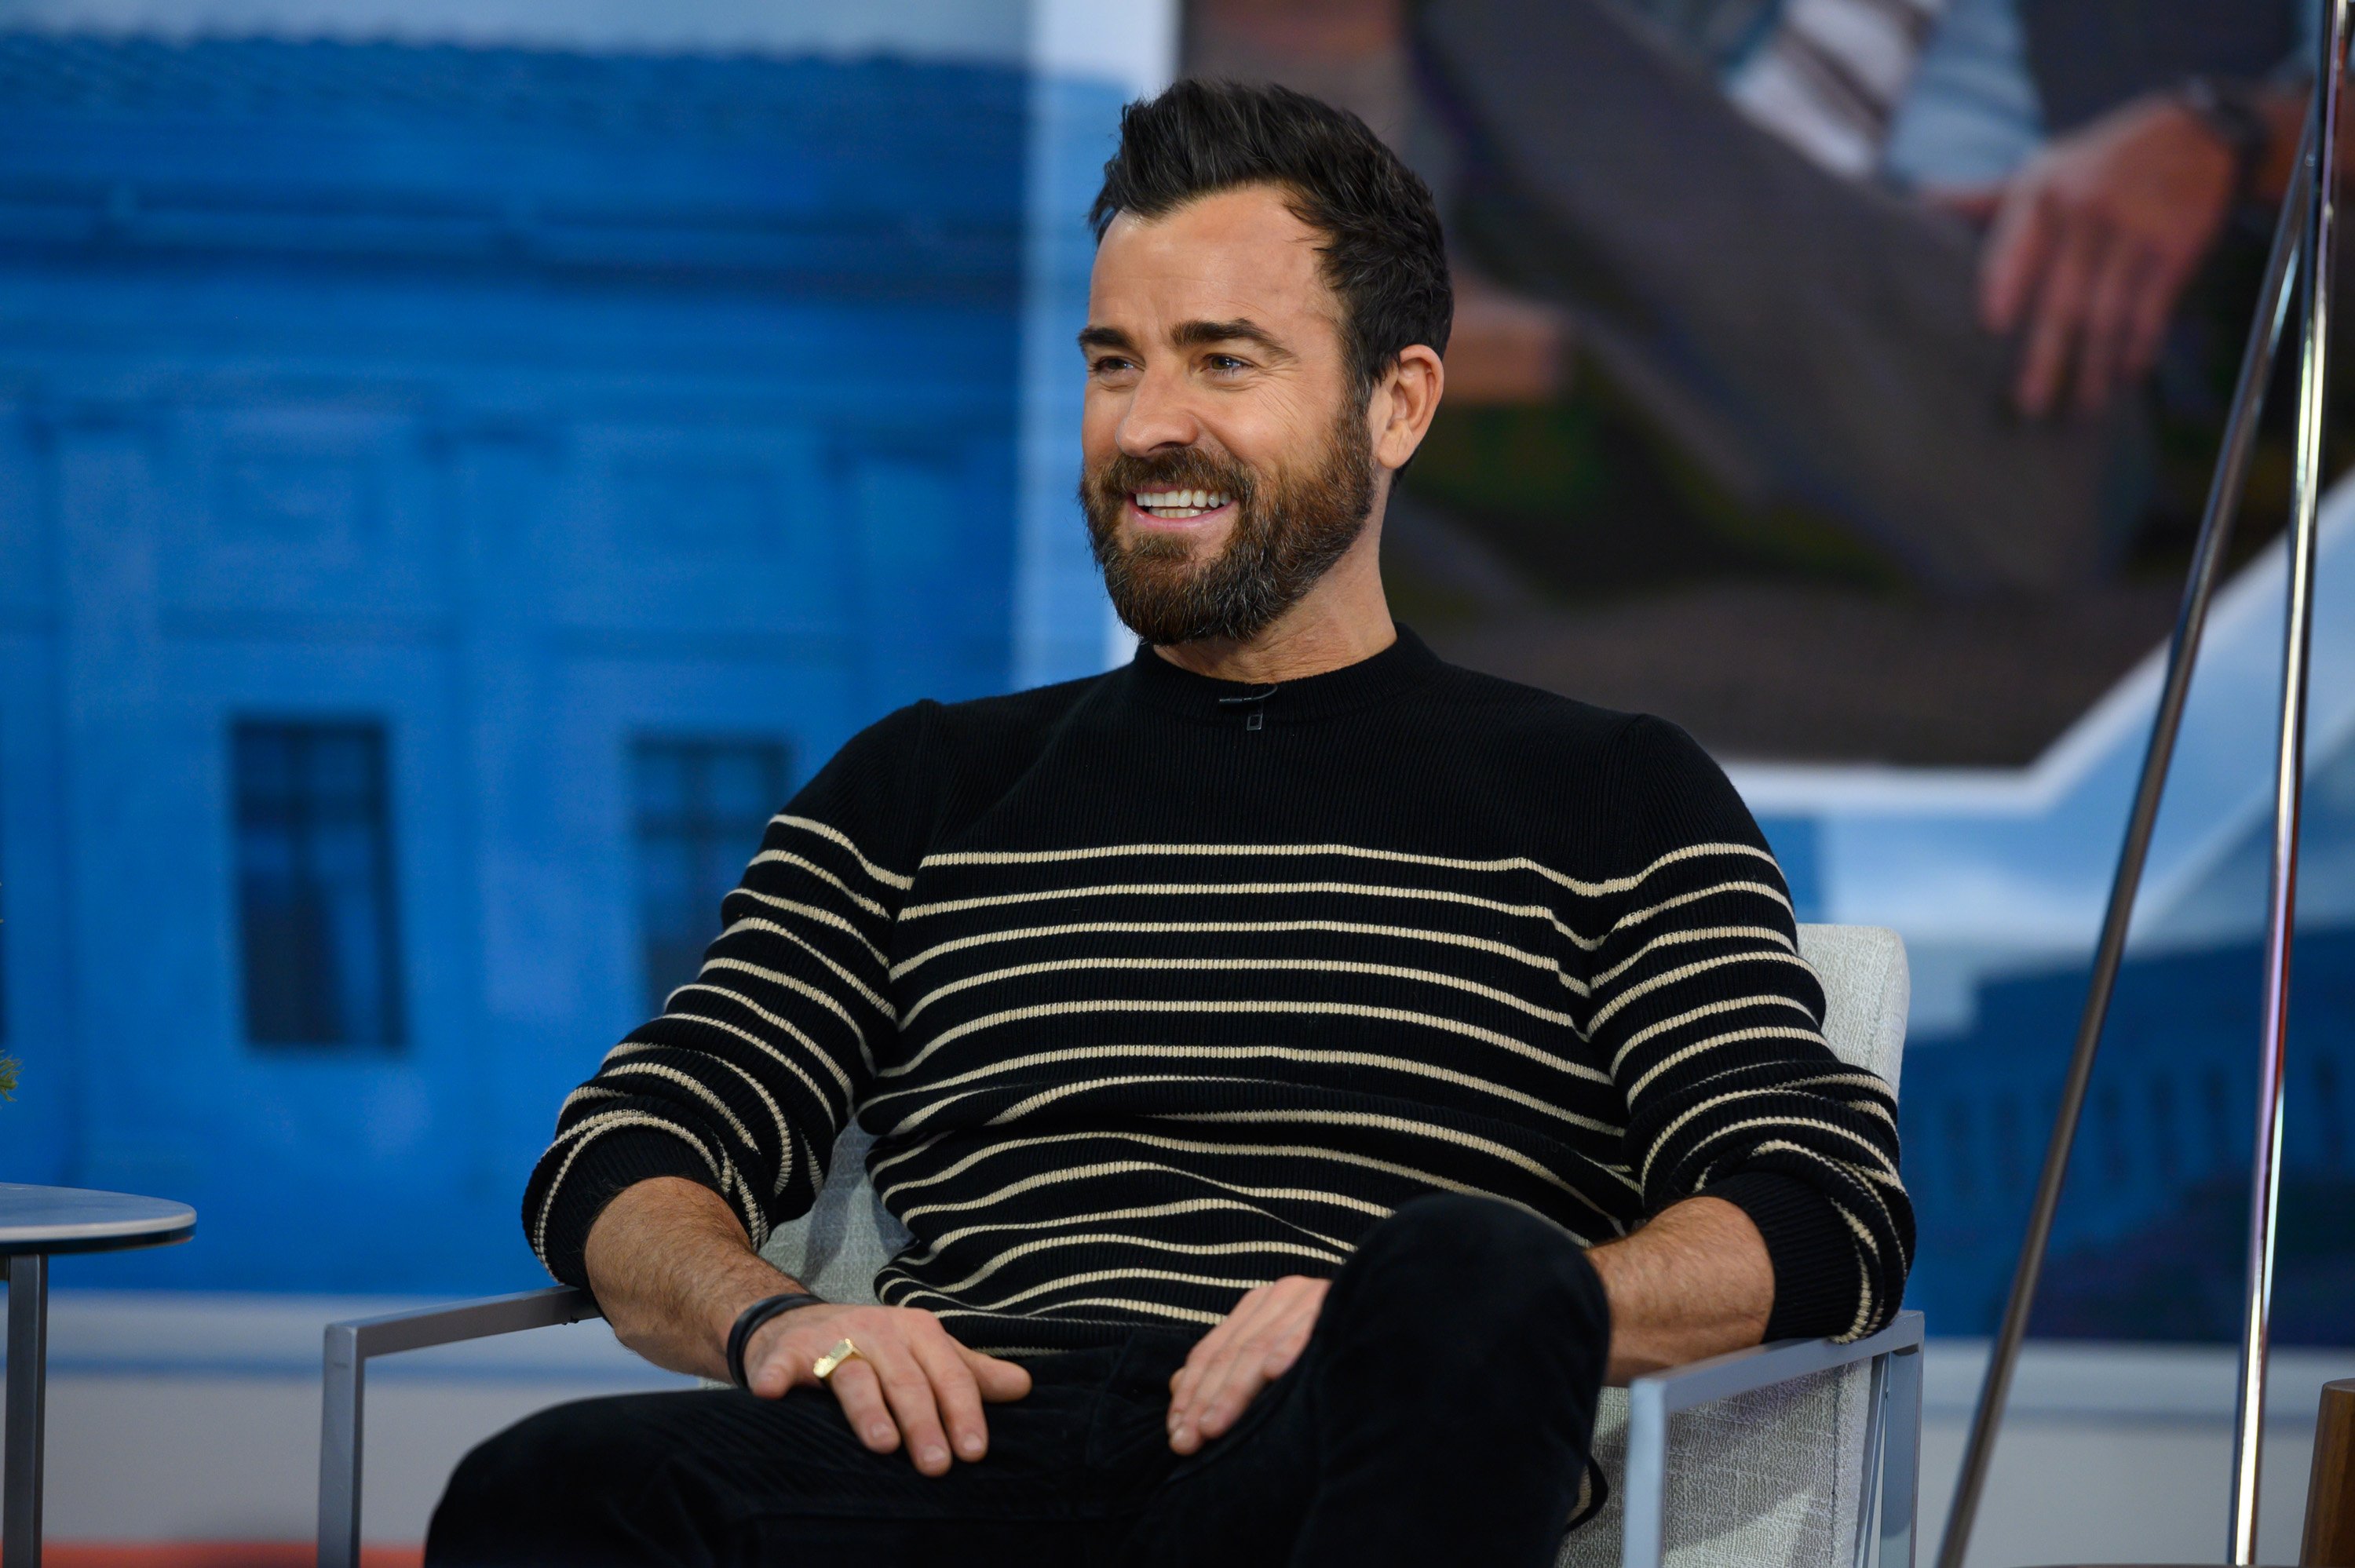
726;1291;829;1389
2178;76;2271;209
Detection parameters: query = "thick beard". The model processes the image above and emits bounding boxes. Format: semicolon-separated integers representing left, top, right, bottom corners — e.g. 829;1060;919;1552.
1080;404;1376;647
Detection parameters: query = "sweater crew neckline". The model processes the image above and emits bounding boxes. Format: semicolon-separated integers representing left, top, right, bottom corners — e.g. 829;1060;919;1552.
1122;625;1440;727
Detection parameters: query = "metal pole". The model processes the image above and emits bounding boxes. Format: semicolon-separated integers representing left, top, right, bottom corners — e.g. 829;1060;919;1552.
2229;5;2347;1555
1934;111;2314;1568
5;1253;49;1568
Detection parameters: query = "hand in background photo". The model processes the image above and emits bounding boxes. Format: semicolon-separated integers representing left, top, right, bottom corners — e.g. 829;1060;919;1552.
1929;93;2244;419
1166;1274;1331;1453
741;1301;1033;1475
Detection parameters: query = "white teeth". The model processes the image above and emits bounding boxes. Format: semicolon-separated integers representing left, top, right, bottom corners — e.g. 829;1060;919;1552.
1132;489;1231;516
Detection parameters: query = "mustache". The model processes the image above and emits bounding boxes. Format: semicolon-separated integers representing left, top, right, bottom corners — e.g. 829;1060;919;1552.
1083;448;1259;509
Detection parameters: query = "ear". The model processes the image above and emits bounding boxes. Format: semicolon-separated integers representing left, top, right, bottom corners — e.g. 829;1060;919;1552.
1369;345;1445;472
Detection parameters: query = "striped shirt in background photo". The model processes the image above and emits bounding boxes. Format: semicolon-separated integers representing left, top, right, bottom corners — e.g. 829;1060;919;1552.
1728;0;1950;175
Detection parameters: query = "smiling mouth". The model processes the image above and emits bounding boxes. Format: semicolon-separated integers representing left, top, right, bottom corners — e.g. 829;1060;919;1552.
1131;489;1233;521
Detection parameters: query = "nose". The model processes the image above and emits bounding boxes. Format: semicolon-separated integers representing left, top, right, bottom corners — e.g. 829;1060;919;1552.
1115;364;1204;458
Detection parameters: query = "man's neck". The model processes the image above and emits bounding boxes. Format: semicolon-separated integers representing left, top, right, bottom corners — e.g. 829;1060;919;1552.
1150;528;1396;686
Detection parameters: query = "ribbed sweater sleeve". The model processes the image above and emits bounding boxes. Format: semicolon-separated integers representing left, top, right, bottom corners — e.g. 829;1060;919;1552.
521;702;933;1288
1584;716;1914;1341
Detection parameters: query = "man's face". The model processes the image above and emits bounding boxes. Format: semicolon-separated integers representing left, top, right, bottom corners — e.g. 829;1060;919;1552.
1079;184;1375;646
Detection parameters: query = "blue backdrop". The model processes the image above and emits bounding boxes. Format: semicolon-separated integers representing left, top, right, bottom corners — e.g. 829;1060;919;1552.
0;30;2347;1345
0;34;1038;1292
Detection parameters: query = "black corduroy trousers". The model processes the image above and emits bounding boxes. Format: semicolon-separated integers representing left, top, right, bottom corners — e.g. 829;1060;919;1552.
426;1194;1611;1568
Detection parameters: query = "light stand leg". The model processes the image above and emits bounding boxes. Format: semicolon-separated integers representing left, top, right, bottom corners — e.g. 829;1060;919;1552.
2230;6;2350;1559
1933;109;2314;1568
4;1253;48;1568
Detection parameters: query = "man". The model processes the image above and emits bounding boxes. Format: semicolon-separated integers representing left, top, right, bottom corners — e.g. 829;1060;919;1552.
429;81;1911;1568
1413;0;2311;596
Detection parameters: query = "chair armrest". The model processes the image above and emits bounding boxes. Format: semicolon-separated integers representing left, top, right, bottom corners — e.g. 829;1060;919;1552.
319;1287;602;1568
326;1285;601;1363
1626;1309;1924;1417
1618;1310;1925;1568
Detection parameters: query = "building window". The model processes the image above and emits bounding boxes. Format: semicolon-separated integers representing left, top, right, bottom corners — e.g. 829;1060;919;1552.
233;720;404;1047
633;738;792;1019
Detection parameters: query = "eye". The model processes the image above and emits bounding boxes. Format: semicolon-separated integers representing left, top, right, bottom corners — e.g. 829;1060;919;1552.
1089;355;1140;380
1205;353;1251;375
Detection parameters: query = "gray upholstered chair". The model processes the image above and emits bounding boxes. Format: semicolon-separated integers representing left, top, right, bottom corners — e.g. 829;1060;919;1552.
319;924;1922;1568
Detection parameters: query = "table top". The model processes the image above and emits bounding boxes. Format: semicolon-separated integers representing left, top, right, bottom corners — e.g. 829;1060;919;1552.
0;1182;195;1256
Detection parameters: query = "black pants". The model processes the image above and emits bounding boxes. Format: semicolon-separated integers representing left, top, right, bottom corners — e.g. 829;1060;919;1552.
428;1194;1611;1567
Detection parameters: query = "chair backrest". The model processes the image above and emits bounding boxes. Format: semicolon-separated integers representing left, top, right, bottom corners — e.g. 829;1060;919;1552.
763;924;1912;1568
1561;923;1909;1568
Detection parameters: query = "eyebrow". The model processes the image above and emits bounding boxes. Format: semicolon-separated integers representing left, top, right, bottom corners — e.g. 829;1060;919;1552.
1172;318;1292;358
1075;319;1296;359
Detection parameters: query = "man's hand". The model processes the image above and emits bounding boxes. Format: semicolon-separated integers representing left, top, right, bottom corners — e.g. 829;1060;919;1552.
740;1301;1031;1476
1928;94;2240;418
1166;1274;1330;1454
580;1177;1031;1479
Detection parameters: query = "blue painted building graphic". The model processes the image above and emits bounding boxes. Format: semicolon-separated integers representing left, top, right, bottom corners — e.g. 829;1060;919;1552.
0;35;1050;1291
1897;734;2355;1344
1903;924;2355;1344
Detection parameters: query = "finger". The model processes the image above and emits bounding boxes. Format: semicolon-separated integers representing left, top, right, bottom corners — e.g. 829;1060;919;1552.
958;1345;1034;1403
2075;235;2145;414
1173;1286;1280;1431
823;1356;902;1455
1198;1285;1314;1438
1169;1287;1258;1421
2123;248;2197;380
1167;1318;1232;1433
745;1330;798;1399
1188;1283;1308;1442
1258;1286;1326;1380
911;1329;990;1463
1195;1347;1275;1439
2016;216;2101;418
866;1341;955;1475
1170;1294;1276;1453
1981;181;2056;334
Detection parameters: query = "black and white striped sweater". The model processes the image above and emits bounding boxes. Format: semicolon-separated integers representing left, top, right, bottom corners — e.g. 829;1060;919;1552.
527;630;1912;1351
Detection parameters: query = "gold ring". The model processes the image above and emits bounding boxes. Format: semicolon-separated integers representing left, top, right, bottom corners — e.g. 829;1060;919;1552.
812;1337;862;1380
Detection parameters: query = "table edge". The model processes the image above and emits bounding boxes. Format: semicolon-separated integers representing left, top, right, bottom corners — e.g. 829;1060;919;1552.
0;1220;196;1257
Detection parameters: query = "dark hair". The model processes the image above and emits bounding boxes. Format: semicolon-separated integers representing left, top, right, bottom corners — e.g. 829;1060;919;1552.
1089;79;1453;402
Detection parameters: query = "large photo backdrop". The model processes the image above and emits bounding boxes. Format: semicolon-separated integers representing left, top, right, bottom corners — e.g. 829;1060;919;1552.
1189;0;2355;1344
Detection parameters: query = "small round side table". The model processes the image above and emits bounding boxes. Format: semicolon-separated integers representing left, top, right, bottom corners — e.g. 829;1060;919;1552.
2;1182;195;1568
